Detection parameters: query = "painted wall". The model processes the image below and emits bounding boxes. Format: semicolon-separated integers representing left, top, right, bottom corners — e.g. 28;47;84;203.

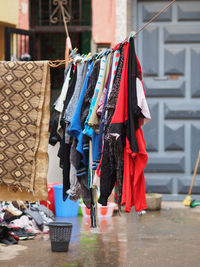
0;0;19;60
92;0;116;48
18;0;29;29
0;0;19;26
0;0;29;60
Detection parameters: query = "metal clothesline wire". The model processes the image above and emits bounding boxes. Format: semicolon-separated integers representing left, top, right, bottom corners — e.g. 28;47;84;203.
133;0;176;38
48;0;177;68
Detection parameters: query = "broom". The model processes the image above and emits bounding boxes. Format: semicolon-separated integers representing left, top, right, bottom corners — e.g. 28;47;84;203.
183;150;200;206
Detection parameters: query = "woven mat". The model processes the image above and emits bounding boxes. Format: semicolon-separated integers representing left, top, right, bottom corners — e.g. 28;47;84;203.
0;61;50;201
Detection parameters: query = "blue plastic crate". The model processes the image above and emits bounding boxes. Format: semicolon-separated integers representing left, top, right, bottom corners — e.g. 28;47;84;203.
53;184;79;217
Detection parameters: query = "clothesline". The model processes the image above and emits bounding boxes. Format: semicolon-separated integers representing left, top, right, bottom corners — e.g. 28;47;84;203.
48;0;177;68
49;35;151;226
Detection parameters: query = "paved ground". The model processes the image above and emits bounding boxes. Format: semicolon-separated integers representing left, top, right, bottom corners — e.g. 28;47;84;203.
1;202;200;267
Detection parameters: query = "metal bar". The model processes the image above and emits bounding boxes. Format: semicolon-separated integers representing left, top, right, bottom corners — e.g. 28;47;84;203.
49;0;52;25
11;33;13;60
20;34;22;59
39;0;42;25
29;0;32;28
34;25;91;32
25;35;27;54
5;27;34;36
58;1;62;25
29;32;34;60
90;188;97;228
79;0;82;25
69;0;72;25
16;33;18;59
4;27;11;60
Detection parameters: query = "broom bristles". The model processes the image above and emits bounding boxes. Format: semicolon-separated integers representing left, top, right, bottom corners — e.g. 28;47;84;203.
183;195;192;206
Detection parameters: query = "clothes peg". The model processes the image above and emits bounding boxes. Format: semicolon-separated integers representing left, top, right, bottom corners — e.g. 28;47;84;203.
74;54;83;63
103;49;111;56
96;50;105;59
69;48;78;59
92;53;98;60
83;52;92;62
128;31;136;42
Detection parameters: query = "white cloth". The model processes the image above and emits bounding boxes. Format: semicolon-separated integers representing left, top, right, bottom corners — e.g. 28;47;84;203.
54;66;71;113
136;77;151;126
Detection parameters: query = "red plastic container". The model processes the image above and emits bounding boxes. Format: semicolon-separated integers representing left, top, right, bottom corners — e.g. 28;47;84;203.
40;183;61;214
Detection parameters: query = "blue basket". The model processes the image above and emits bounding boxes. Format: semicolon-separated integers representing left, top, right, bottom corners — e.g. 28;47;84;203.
53;184;79;217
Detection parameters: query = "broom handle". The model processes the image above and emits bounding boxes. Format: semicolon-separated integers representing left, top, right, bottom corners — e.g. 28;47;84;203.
188;150;200;196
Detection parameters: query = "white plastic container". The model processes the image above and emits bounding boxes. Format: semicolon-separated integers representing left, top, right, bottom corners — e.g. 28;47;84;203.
79;202;117;217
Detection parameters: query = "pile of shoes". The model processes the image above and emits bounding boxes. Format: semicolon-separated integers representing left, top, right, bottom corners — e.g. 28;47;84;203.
0;201;55;245
0;224;18;245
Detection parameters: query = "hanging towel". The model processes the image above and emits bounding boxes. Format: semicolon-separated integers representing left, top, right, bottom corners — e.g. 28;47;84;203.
0;61;50;201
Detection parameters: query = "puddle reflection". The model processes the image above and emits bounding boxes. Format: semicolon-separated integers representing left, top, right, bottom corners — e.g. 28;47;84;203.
55;215;128;265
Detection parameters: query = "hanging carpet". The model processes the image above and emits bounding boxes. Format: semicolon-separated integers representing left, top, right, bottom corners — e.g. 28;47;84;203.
0;61;50;201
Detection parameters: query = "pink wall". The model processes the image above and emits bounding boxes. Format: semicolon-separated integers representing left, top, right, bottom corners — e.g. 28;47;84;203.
92;0;116;48
18;0;29;30
18;0;29;57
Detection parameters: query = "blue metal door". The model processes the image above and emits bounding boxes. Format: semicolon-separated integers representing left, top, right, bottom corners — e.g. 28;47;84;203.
136;1;200;200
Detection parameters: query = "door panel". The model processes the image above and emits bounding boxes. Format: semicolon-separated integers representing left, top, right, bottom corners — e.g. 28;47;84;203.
136;1;200;199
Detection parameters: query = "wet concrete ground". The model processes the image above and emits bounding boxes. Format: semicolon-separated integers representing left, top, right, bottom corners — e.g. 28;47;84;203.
1;203;200;267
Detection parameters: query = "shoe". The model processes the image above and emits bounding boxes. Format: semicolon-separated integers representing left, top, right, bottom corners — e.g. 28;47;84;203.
0;225;18;245
25;219;41;234
12;201;26;212
8;231;19;241
4;203;22;222
10;227;36;240
7;233;18;244
39;211;54;225
10;215;30;229
17;201;27;211
39;204;55;220
7;203;22;216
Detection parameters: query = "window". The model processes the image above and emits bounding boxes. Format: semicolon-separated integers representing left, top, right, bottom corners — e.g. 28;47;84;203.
30;0;91;27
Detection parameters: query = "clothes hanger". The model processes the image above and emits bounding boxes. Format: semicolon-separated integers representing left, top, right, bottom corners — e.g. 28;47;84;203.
83;52;92;62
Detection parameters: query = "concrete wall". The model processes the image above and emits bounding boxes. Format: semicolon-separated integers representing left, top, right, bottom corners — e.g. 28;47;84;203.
115;0;128;43
18;0;29;29
47;144;63;184
92;0;116;51
92;0;132;52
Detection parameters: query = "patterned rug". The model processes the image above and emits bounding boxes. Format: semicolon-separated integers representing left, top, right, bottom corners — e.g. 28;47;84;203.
0;61;50;201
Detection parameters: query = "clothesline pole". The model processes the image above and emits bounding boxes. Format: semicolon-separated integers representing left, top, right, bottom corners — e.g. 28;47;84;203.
90;188;97;228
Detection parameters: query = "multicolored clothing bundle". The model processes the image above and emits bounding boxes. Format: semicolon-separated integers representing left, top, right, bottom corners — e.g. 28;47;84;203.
50;38;151;212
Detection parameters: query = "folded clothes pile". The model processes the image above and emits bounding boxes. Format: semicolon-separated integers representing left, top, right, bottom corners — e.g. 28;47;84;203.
0;201;55;245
